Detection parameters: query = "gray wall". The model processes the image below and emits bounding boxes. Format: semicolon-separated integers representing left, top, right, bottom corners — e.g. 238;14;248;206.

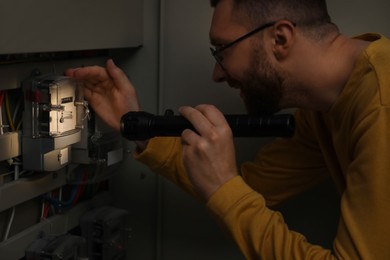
327;0;390;37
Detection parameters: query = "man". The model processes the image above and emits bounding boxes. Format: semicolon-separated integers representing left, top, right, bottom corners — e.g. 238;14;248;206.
66;0;390;258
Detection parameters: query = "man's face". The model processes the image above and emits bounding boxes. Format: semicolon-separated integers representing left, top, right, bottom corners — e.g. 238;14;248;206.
227;44;285;115
210;0;286;115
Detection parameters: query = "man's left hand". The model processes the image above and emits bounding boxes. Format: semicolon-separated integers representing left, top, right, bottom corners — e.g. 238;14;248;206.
179;104;239;201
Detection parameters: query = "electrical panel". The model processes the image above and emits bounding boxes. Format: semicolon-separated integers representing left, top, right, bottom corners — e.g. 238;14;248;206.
0;70;127;259
0;1;143;259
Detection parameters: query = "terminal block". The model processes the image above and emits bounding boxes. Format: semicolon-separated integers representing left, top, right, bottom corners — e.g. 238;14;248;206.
69;111;123;185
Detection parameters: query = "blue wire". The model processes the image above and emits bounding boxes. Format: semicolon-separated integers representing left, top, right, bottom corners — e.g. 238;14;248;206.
44;169;83;211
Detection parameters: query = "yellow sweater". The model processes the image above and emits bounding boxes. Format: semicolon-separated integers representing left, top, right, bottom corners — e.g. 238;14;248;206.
135;33;390;259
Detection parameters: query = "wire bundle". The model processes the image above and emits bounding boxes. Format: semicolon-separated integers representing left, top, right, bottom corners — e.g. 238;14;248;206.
0;91;5;134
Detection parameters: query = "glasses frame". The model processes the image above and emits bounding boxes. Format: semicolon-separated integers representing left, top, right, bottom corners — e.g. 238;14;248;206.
210;21;277;70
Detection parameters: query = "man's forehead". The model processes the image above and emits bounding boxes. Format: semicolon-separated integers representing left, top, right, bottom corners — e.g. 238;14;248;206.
209;0;246;44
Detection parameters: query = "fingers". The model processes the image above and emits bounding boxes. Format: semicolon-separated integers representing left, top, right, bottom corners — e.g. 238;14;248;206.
64;68;78;77
179;105;237;201
65;67;104;100
83;87;93;100
65;63;111;85
78;67;111;85
65;59;132;90
194;104;228;127
179;104;229;136
181;128;201;146
106;59;138;97
179;106;210;137
106;59;129;88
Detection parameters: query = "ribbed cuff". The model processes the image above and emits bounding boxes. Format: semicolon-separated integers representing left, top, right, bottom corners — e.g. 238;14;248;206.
206;176;257;218
133;137;180;170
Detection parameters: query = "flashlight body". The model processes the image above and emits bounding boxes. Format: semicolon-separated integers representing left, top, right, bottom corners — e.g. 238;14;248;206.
120;111;295;140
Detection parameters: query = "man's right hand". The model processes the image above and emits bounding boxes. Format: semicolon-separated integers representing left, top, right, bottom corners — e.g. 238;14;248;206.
65;59;140;132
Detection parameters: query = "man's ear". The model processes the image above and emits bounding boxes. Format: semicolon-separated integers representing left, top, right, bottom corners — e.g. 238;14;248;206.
270;20;295;61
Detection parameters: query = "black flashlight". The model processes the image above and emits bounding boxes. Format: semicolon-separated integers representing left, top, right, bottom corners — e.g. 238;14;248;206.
120;110;295;140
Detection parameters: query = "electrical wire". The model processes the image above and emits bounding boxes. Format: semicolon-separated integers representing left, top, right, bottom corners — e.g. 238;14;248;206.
5;92;15;132
0;91;4;134
12;97;23;131
40;199;45;220
41;198;51;220
3;208;15;241
43;203;50;219
0;107;3;135
0;90;22;132
0;91;4;105
3;163;20;241
72;173;88;206
41;191;53;221
44;172;87;212
12;98;21;127
16;120;22;131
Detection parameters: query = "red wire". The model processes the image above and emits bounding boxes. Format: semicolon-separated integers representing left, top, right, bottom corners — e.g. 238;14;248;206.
43;203;50;219
72;172;88;206
0;91;4;106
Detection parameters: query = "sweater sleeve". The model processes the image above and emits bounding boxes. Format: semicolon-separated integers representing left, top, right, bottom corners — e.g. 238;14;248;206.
241;110;330;207
134;137;202;200
133;118;338;260
206;106;390;260
206;176;333;260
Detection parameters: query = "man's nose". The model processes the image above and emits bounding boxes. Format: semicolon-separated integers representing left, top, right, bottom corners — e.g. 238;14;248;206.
212;63;226;83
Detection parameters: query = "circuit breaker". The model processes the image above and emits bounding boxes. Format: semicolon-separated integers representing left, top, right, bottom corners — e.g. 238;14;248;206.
25;234;86;260
22;73;88;171
80;206;129;260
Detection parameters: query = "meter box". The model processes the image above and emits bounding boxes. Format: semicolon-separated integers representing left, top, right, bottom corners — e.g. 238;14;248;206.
22;73;88;171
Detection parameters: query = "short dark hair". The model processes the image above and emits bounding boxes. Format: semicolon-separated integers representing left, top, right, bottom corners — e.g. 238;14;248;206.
210;0;337;39
210;0;219;6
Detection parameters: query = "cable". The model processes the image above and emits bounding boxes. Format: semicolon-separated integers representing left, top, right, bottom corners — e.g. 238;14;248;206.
44;172;86;212
3;163;20;241
16;119;22;131
40;198;46;220
43;204;50;218
5;92;15;132
0;91;4;134
0;91;4;105
0;106;3;135
12;97;23;131
72;173;88;206
3;208;15;241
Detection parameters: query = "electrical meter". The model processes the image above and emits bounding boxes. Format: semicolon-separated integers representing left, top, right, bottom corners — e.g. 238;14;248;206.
22;73;88;171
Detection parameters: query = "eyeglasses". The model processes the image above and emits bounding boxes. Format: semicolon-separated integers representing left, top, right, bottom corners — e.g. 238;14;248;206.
210;21;276;70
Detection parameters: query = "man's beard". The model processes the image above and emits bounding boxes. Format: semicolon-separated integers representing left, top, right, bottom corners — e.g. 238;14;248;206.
228;46;285;116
